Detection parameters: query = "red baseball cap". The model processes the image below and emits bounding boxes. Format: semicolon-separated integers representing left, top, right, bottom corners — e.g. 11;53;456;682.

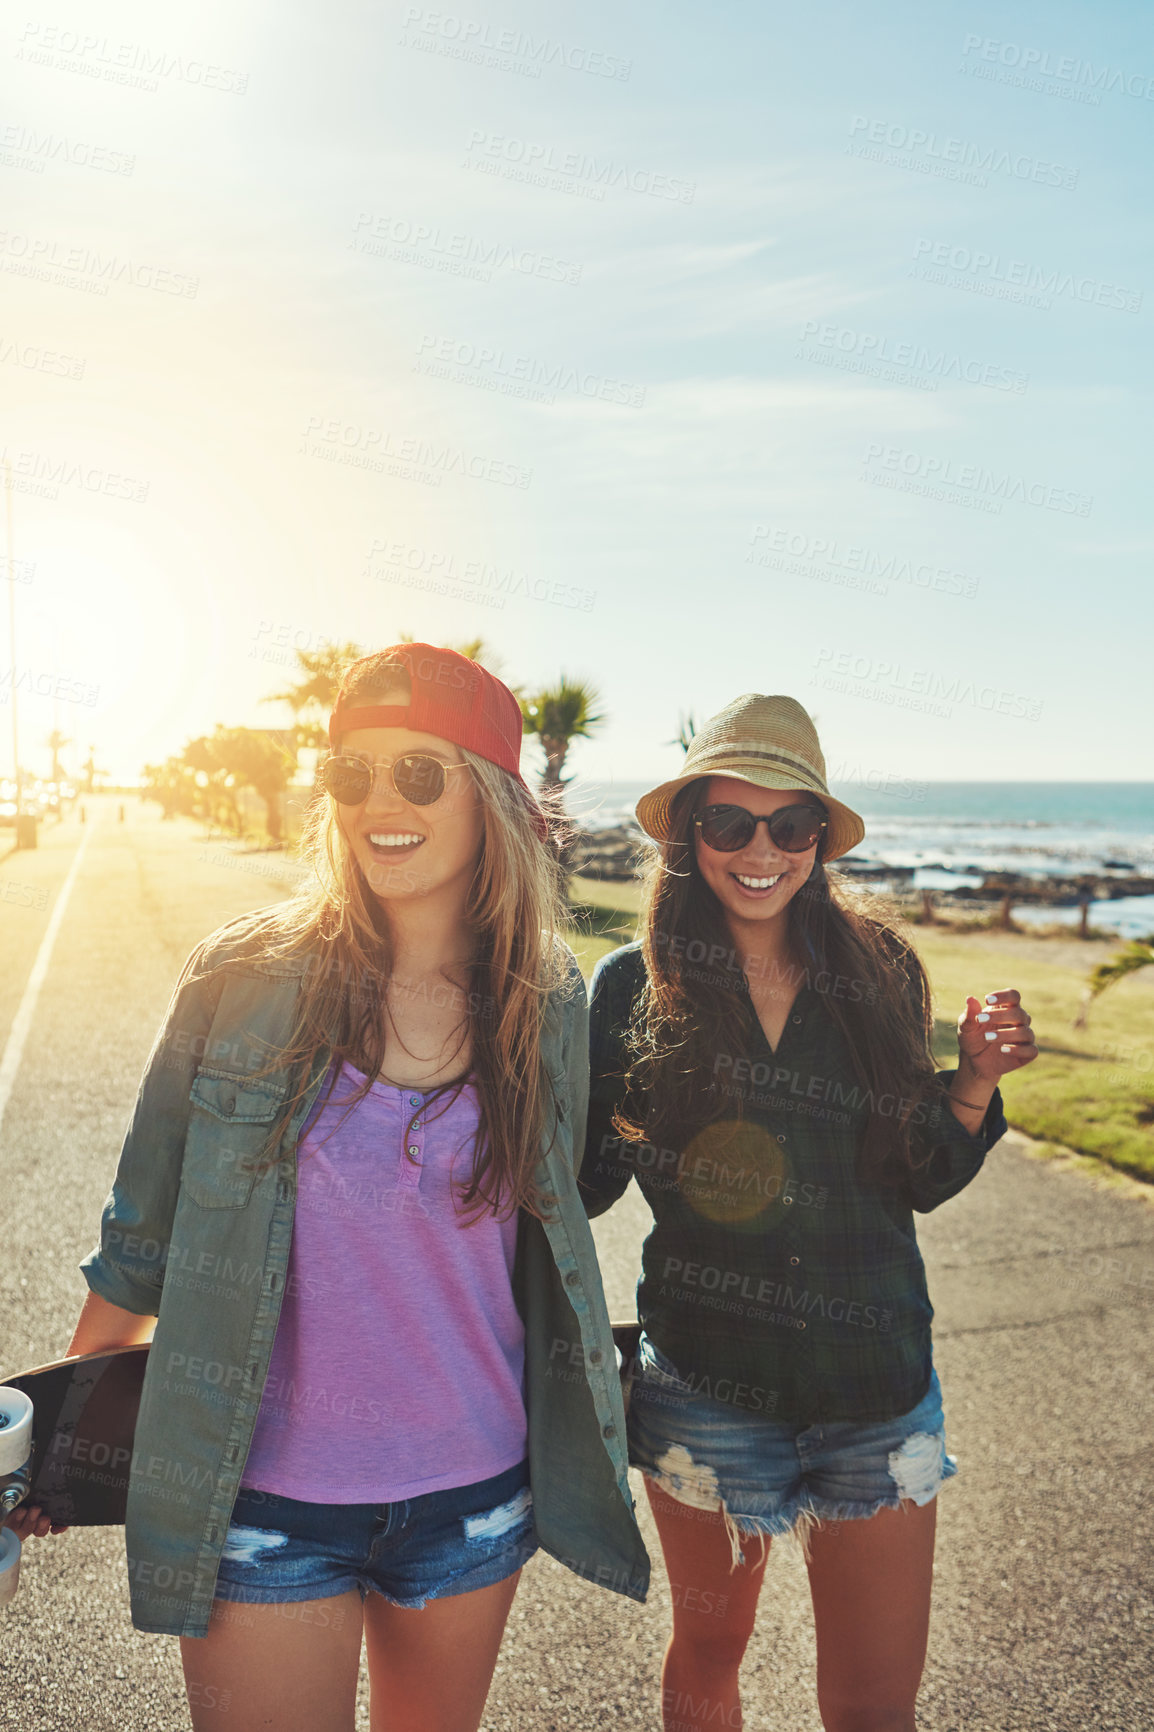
328;643;548;840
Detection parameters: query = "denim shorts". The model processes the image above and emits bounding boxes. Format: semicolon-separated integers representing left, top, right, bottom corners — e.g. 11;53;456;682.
627;1336;956;1555
213;1460;536;1610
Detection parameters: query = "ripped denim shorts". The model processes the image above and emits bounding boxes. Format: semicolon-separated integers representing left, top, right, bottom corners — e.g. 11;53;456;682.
213;1460;536;1610
627;1336;956;1563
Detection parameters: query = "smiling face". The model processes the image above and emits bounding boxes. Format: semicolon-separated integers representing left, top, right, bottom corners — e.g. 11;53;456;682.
334;725;483;912
693;775;824;936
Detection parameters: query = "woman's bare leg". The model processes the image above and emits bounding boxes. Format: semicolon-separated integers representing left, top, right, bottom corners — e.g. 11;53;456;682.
805;1499;937;1732
362;1570;521;1732
179;1591;363;1732
645;1478;771;1732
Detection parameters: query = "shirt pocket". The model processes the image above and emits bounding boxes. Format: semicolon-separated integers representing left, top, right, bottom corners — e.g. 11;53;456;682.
182;1070;287;1210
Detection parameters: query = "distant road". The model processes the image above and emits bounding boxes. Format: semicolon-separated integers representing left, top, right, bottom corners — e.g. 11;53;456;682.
1;798;1151;1729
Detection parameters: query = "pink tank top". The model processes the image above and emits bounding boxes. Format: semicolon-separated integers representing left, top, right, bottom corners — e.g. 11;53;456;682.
242;1060;527;1503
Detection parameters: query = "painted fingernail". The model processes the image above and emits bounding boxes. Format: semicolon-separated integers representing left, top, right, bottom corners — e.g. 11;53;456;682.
977;1013;990;1023
1000;1044;1013;1053
985;1031;998;1041
985;994;999;1005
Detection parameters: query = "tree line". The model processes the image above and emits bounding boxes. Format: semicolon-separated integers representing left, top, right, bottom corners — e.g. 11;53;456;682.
140;638;604;842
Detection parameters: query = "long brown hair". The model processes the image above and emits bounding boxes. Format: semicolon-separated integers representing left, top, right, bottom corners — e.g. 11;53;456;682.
179;652;569;1218
614;782;941;1187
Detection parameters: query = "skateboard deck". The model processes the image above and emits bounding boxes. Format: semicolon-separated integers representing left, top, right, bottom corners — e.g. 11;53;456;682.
2;1330;641;1530
1;1345;149;1526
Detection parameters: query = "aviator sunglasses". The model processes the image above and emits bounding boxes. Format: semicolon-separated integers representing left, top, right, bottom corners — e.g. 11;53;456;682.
694;802;828;854
321;752;470;807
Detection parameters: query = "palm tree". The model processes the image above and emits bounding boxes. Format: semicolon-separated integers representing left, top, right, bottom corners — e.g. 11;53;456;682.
519;678;604;793
1073;939;1154;1030
183;727;296;843
141;757;199;820
46;729;71;782
263;638;499;746
263;641;365;747
668;712;697;755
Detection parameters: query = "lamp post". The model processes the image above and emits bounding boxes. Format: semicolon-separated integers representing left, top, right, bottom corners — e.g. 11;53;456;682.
4;458;25;844
3;461;37;849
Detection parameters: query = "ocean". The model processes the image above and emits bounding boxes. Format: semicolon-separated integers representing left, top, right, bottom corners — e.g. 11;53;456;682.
566;780;1154;939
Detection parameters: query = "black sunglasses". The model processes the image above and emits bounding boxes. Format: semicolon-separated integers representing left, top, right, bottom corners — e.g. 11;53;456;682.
693;802;828;854
321;752;470;807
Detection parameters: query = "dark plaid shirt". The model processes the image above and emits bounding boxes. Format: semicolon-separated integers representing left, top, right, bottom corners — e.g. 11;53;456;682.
580;943;1006;1424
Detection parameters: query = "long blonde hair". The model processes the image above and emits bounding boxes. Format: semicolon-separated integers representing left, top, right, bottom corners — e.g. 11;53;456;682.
180;653;569;1218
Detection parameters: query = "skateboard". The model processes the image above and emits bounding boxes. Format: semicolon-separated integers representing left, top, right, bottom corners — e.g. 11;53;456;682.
1;1331;638;1527
0;1344;149;1569
0;1331;641;1599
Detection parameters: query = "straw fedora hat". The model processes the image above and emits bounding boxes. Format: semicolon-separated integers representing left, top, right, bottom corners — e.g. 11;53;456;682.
635;694;865;862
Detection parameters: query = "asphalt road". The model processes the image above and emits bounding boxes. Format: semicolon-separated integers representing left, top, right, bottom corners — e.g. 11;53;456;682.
1;799;1151;1730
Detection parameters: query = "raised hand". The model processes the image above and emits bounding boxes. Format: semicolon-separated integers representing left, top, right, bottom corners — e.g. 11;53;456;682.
957;989;1038;1082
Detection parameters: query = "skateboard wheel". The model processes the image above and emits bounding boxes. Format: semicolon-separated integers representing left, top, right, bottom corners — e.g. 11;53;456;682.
0;1389;33;1478
0;1389;33;1477
0;1527;20;1604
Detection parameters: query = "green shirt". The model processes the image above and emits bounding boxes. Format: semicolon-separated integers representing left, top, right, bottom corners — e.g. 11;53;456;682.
580;943;1006;1425
80;919;649;1637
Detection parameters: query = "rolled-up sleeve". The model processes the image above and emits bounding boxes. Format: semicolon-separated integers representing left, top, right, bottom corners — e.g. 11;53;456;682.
79;959;224;1314
903;1070;1007;1213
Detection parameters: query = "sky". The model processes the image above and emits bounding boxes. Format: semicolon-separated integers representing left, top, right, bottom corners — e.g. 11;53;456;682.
2;0;1152;791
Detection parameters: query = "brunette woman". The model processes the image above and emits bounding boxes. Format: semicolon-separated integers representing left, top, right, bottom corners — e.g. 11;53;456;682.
10;644;647;1732
581;693;1036;1732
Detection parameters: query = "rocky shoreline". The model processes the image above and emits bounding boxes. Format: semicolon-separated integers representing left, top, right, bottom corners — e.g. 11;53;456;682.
571;822;1154;906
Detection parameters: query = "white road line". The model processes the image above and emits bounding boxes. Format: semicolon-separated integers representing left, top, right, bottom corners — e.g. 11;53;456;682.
0;826;93;1139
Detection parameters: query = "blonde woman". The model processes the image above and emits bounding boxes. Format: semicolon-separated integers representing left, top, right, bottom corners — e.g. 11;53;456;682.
582;694;1037;1732
11;644;647;1732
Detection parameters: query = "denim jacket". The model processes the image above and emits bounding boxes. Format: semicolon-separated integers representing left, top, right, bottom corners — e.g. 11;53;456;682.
80;919;649;1637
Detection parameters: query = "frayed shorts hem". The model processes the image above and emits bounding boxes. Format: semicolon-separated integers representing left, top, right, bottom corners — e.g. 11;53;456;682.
637;1463;942;1533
